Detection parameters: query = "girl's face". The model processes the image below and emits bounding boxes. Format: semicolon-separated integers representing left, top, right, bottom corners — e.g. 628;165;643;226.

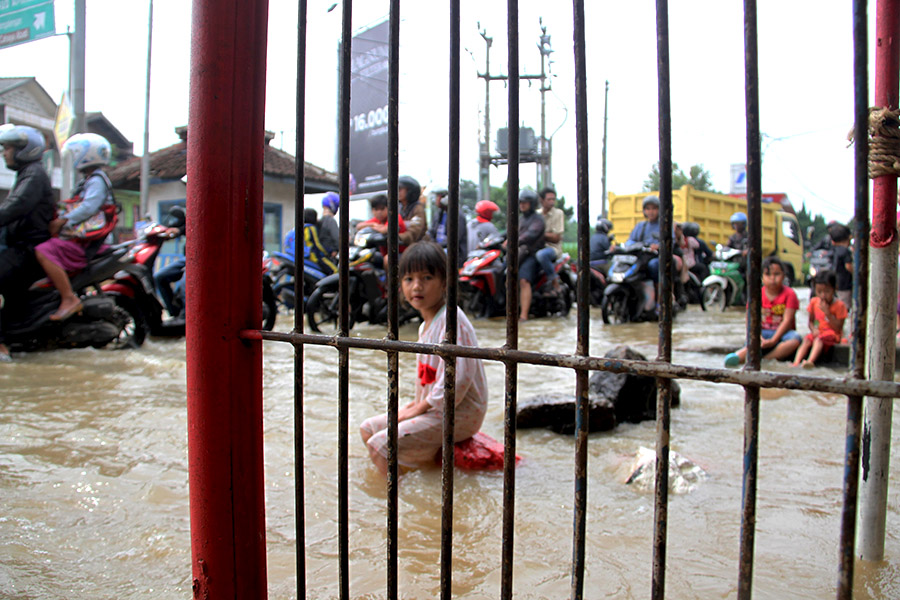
762;264;785;291
401;269;445;319
815;283;835;303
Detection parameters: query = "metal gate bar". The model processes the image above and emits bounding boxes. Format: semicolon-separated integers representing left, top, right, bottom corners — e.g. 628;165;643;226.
652;2;674;596
229;1;900;597
571;0;591;597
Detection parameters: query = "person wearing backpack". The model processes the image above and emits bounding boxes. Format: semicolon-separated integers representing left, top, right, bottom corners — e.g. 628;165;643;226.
34;133;116;321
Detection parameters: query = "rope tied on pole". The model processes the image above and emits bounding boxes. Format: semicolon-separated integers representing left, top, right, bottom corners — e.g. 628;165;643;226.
848;106;900;178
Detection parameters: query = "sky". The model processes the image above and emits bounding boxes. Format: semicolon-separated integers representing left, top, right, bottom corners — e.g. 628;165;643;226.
0;1;873;223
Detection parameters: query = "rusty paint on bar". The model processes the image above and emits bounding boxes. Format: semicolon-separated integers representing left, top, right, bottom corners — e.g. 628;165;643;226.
571;0;590;597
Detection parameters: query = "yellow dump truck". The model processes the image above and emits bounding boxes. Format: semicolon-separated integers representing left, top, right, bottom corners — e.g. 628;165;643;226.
607;185;804;283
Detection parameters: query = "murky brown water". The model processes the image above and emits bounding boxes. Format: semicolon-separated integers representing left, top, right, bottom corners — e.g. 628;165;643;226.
3;292;900;599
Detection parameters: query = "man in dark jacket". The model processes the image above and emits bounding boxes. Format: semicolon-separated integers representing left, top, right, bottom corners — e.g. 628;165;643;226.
0;125;55;361
516;189;546;321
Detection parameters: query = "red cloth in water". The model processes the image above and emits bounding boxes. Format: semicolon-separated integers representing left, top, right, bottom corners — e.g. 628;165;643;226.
436;432;521;471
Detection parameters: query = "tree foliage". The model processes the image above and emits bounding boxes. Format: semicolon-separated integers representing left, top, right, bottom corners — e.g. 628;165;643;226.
796;202;830;246
642;162;719;193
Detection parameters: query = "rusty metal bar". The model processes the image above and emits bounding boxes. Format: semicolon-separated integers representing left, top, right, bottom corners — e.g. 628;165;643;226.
838;1;871;595
336;1;352;597
385;0;401;597
570;0;590;597
293;1;309;597
439;3;462;599
249;329;900;400
500;1;520;599
739;0;762;596
652;2;673;597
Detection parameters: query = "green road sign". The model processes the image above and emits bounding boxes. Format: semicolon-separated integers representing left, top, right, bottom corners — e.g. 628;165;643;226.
0;0;55;49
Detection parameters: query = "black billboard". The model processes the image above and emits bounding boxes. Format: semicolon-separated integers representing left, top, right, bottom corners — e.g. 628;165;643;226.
348;20;389;196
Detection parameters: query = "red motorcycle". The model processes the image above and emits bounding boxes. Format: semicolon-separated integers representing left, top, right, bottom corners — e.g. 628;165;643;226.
459;232;574;319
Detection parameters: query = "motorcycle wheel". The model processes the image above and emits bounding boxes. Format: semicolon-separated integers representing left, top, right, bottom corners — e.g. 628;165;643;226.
601;290;631;324
262;283;278;331
306;286;340;333
109;294;148;349
460;286;489;319
701;283;729;312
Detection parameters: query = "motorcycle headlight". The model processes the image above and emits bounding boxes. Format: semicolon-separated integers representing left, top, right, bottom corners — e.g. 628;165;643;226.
611;272;625;283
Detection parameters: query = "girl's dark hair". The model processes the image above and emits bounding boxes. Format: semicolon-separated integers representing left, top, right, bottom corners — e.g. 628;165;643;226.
762;256;785;274
369;194;388;210
814;269;837;289
304;207;318;225
398;241;447;281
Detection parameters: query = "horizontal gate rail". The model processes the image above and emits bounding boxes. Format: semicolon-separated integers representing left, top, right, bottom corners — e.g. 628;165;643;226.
244;329;900;400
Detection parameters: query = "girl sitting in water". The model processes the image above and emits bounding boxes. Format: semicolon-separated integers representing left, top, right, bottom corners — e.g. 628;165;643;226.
725;256;802;367
359;241;488;475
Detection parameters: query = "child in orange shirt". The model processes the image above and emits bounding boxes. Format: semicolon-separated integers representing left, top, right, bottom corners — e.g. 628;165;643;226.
792;269;848;368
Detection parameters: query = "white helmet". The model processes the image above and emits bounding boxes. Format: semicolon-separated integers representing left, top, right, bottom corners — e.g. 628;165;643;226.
0;124;46;166
63;133;111;171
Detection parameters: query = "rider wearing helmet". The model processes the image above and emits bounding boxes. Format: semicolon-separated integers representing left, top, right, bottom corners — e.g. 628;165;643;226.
35;133;116;322
590;216;613;263
427;186;468;267
727;211;749;253
682;221;712;280
318;191;340;256
467;199;500;254
398;175;427;245
627;195;663;289
0;125;55;361
516;188;546;321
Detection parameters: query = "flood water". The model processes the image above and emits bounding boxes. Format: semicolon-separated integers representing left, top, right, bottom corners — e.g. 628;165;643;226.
3;291;900;599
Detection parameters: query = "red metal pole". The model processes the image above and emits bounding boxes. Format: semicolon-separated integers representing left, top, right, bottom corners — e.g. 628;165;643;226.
860;0;900;563
187;0;269;597
872;0;900;247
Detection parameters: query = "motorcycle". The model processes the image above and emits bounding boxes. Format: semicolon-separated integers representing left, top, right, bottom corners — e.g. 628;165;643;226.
458;232;574;319
102;223;278;337
700;245;746;311
587;259;608;306
3;236;161;353
305;227;418;333
265;251;330;312
600;241;660;324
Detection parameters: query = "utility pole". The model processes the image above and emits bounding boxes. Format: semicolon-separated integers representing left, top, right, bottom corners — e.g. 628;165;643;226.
478;26;492;202
72;0;86;134
140;0;154;218
477;23;549;200
601;80;609;217
538;20;553;190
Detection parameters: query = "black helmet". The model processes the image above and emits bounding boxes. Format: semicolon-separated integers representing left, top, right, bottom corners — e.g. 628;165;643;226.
681;222;700;238
163;205;186;229
518;189;539;212
398;175;421;203
596;217;612;234
642;195;660;209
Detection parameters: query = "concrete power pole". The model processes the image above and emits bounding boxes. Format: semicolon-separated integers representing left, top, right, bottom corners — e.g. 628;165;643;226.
601;80;609;217
72;0;86;134
478;27;492;202
140;0;154;218
538;22;552;189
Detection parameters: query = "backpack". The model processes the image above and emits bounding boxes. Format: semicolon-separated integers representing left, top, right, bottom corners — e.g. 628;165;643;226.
60;171;121;243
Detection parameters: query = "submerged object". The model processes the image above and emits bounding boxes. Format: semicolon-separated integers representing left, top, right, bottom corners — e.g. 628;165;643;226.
625;446;707;494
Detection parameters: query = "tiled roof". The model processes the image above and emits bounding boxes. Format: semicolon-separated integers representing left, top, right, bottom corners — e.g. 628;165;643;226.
106;126;338;192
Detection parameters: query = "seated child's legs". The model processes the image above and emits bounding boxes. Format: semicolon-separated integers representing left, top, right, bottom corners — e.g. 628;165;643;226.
761;328;802;361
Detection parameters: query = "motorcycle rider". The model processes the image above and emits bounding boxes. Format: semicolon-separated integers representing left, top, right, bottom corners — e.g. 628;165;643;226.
34;133;115;321
427;187;468;268
590;217;613;267
0;125;55;362
467;199;500;254
726;211;749;254
153;205;187;318
535;187;566;297
515;189;546;321
318;192;340;257
681;221;711;282
398;175;427;246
